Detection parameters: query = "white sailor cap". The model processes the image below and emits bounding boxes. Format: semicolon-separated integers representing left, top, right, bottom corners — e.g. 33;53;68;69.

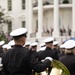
30;42;38;46
25;42;31;46
60;44;65;48
53;41;58;45
44;37;54;43
8;40;15;46
10;28;27;37
64;40;75;49
0;41;5;45
40;43;45;47
7;45;11;49
39;47;46;51
2;44;9;49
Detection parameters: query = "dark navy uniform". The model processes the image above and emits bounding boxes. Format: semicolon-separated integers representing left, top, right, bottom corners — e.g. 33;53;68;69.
38;47;58;75
2;45;51;75
59;40;75;75
59;53;75;75
58;51;65;58
38;47;58;61
52;48;59;56
0;47;4;75
0;48;3;54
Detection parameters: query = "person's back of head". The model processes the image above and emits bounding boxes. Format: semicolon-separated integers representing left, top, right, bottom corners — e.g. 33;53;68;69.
10;28;27;46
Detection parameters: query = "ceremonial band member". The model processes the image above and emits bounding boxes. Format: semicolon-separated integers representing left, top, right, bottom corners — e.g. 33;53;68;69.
59;40;75;75
23;42;31;49
2;28;53;75
38;37;58;75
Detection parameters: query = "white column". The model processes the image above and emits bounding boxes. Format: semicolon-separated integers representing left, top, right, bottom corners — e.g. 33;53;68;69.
36;0;43;38
72;0;75;37
26;0;29;37
27;0;33;38
53;0;59;37
26;0;28;29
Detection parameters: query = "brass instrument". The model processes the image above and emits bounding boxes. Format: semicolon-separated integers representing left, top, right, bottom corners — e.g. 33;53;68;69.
50;60;70;75
35;60;70;75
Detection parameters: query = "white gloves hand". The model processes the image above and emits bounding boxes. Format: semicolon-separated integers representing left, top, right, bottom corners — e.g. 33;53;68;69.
45;57;53;61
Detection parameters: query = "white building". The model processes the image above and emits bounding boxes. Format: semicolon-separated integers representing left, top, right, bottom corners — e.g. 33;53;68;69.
0;0;75;43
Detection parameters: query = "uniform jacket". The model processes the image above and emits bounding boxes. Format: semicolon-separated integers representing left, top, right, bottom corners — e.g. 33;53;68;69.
59;53;75;75
0;48;3;54
2;45;51;75
38;47;58;61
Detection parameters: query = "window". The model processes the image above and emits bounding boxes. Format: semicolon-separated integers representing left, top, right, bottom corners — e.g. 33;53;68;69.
36;20;38;32
22;0;25;10
8;21;12;33
22;21;25;27
8;0;12;11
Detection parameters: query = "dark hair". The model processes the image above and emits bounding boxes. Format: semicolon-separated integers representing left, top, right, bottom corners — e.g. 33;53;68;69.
46;41;53;44
32;45;37;47
13;33;27;40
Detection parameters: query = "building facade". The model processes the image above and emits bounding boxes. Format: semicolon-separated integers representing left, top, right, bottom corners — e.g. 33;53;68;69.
0;0;75;43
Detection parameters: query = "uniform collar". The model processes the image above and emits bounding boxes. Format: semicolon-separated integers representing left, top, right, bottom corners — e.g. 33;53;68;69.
14;44;23;47
46;47;52;50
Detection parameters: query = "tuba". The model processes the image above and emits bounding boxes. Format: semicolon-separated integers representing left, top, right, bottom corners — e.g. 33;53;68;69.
49;60;70;75
35;60;70;75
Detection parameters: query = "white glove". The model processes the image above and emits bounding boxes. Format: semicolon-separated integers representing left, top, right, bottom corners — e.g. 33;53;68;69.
45;57;53;61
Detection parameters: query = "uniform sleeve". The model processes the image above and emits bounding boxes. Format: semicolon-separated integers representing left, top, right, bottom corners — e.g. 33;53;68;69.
26;51;51;73
2;52;10;75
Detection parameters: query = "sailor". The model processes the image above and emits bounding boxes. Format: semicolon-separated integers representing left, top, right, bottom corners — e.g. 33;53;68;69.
59;40;75;75
53;41;60;55
2;28;53;75
2;44;9;53
0;41;5;54
38;37;58;75
23;42;31;49
0;41;5;75
40;42;45;48
8;40;15;48
58;44;65;58
39;47;46;51
30;42;39;75
38;37;58;61
30;42;38;52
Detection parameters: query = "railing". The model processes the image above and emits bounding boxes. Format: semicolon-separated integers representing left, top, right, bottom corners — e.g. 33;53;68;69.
33;0;72;7
30;31;72;37
59;0;72;4
42;30;71;37
33;0;53;7
42;32;52;37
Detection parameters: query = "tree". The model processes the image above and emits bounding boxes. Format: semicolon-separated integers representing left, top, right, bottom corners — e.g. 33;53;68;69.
0;6;8;43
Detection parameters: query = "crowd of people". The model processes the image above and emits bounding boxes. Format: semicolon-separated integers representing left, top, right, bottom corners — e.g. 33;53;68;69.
0;27;75;75
41;27;72;36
